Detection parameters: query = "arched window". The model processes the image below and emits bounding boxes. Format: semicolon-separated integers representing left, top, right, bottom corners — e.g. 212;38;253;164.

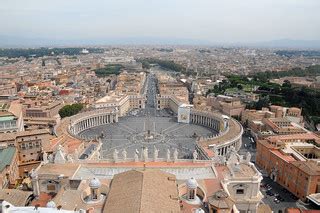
189;189;195;200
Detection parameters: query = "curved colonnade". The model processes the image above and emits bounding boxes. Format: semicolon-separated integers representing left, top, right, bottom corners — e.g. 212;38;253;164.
189;109;243;159
68;108;118;136
65;106;242;160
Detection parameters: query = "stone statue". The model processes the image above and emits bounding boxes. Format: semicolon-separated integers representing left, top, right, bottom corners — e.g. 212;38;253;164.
30;168;38;179
58;144;65;153
140;148;144;160
166;149;171;162
229;146;236;154
66;154;73;163
193;150;198;162
73;149;79;161
54;146;66;164
227;151;238;165
122;149;127;161
153;146;159;161
134;152;139;162
143;147;148;162
48;154;54;163
245;151;251;163
220;156;226;165
173;148;178;162
42;152;48;164
113;149;119;162
212;145;218;156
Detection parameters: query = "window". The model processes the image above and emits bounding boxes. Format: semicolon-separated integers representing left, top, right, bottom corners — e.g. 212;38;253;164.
236;189;244;194
189;189;195;200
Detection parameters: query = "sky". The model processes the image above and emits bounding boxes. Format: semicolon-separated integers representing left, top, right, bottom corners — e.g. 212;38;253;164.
0;0;320;43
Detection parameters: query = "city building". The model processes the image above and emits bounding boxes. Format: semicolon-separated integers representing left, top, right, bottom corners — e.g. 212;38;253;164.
2;145;264;213
0;145;19;189
256;138;320;202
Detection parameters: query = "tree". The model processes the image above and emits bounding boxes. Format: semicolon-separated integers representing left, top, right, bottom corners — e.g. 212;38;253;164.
255;96;270;110
282;80;292;88
59;103;84;118
237;84;243;90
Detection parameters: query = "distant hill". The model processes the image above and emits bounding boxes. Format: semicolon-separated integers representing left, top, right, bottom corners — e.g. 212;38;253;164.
250;39;320;49
1;35;320;49
0;35;211;48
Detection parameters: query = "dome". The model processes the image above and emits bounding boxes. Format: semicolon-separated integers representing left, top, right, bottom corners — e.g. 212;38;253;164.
89;177;101;189
186;177;198;189
195;209;205;213
46;201;56;208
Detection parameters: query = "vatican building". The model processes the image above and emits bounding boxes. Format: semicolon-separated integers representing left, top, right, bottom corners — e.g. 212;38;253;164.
2;70;262;213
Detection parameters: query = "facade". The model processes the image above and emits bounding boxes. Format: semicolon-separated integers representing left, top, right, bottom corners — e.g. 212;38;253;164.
115;71;146;95
0;112;20;133
178;104;192;123
0;84;17;96
0;146;19;189
94;93;146;116
256;138;320;201
242;106;307;140
10;145;264;213
0;129;54;176
23;100;63;118
0;102;25;133
208;95;246;118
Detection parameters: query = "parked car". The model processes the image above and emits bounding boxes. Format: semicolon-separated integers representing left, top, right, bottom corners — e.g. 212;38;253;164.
273;198;281;204
276;195;284;202
266;191;274;196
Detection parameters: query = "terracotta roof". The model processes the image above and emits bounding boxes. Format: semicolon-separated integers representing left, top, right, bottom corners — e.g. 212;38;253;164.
270;150;296;162
257;204;272;213
208;190;234;209
0;129;51;142
31;192;54;207
103;169;180;213
37;163;80;178
0;189;33;206
291;161;320;176
267;133;320;144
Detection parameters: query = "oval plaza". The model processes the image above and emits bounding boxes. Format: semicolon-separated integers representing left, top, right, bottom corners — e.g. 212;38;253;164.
67;72;243;160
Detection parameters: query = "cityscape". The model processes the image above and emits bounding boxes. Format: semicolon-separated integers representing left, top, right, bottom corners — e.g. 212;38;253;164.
0;1;320;213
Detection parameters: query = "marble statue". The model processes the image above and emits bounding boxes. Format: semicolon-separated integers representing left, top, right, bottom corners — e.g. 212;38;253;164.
212;145;218;156
143;147;148;162
173;148;178;162
134;149;139;162
66;154;73;163
73;149;79;161
42;152;48;164
166;149;171;162
48;154;54;163
134;152;139;162
245;151;251;163
220;156;226;165
140;148;144;160
153;146;159;161
113;149;119;162
193;150;198;162
30;168;37;179
122;149;127;161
